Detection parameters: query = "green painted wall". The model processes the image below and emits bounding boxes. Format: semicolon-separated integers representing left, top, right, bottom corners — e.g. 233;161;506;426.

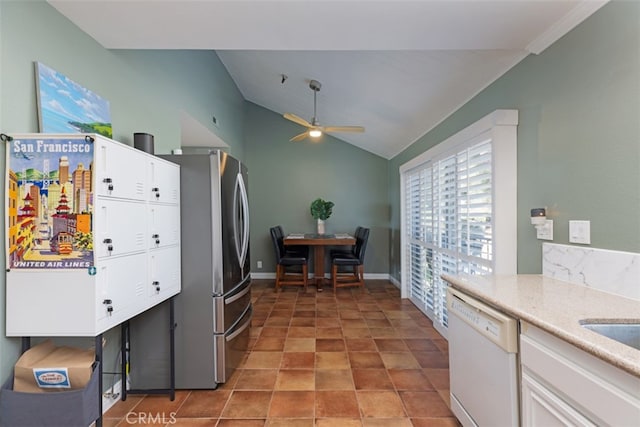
388;0;640;280
244;102;389;275
0;1;245;384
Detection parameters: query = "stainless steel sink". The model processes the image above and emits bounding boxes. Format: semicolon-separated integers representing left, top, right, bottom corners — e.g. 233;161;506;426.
580;321;640;350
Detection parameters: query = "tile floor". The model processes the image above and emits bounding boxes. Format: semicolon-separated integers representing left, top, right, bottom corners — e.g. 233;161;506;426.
104;279;460;426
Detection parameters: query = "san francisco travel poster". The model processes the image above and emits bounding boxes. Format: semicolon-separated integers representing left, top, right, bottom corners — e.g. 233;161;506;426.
6;135;94;269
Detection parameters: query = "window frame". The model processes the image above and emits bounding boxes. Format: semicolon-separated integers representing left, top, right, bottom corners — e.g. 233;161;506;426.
399;109;518;337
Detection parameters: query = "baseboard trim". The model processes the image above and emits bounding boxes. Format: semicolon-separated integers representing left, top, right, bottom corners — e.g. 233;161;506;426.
251;272;393;280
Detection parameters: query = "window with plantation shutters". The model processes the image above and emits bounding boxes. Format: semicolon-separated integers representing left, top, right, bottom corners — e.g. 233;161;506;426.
400;110;518;337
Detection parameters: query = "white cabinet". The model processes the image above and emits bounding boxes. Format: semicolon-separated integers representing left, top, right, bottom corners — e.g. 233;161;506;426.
520;322;640;426
5;133;181;337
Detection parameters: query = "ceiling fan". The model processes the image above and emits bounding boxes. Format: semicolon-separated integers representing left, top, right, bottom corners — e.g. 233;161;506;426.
283;79;365;142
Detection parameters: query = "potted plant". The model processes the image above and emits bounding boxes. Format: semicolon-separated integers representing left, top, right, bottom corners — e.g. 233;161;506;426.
310;198;334;234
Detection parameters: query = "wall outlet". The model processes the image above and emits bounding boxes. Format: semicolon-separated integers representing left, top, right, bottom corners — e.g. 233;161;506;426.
536;219;554;240
257;260;262;269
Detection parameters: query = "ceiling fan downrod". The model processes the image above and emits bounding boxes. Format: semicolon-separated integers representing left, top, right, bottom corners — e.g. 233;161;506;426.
310;80;321;126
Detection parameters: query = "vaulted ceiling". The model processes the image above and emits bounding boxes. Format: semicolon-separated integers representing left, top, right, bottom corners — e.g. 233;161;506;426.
48;0;607;158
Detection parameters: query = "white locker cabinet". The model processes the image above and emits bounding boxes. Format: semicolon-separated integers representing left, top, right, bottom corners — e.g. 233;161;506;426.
148;204;180;249
5;133;181;337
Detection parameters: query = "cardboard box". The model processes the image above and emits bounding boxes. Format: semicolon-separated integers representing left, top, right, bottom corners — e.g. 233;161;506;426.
13;340;95;393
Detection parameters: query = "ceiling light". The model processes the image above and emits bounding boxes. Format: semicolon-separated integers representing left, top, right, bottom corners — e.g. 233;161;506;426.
309;129;322;138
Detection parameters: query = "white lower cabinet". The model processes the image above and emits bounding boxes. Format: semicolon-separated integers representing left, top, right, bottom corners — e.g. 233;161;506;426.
520;322;640;427
521;370;597;426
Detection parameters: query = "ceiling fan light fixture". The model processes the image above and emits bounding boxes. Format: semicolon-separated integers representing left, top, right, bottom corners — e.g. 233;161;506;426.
309;129;322;138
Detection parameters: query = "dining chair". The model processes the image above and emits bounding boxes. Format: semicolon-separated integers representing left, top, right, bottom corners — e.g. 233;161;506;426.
330;227;369;292
270;226;308;291
274;225;309;258
329;226;363;258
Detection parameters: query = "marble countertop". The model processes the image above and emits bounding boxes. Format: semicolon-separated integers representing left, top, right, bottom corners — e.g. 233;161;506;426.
441;274;640;377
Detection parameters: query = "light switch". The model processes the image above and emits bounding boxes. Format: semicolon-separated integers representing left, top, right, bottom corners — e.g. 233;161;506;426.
536;219;553;240
569;220;590;244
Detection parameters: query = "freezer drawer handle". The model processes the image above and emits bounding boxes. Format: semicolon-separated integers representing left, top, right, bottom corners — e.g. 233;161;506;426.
226;282;251;305
226;312;251;342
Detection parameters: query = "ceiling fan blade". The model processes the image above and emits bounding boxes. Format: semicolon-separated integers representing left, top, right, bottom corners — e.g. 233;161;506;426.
323;126;365;133
290;131;309;142
283;113;312;128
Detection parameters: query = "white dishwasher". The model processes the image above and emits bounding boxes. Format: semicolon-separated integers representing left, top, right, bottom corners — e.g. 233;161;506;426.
447;287;520;427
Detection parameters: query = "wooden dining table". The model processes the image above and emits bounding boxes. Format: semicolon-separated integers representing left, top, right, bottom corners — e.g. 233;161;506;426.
283;233;356;291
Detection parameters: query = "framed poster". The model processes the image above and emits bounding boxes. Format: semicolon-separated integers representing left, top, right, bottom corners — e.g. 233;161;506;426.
35;62;112;138
6;135;94;269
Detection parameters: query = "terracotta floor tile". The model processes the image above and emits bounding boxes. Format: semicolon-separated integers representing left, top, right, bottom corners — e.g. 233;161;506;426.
412;351;449;369
268;391;315;417
253;337;286;351
266;418;314;427
374;339;408;352
345;338;378;352
275;369;315;390
357;391;406;418
348;352;385;369
387;369;434;391
234;369;278;390
410;418;460;427
316;317;342;328
384;311;413;319
243;352;283;369
342;327;372;338
280;352;315;369
293;310;315;318
316;369;355;390
269;309;293;318
399;391;453;418
291;317;316;327
341;319;369;329
316;338;346;351
368;328;397;338
351;369;394;390
361;311;386;319
380;352;421;369
263;317;291;327
316;352;350;369
221;390;272;418
216;419;266;427
315;418;362;427
316;327;343;338
365;318;392;328
171;419;218;427
395;327;430;338
404;339;439;352
422;369;450;390
284;338;316;352
131;390;190;414
175;390;229;418
340;310;364;319
315;391;361;418
288;326;316;338
362;419;413;427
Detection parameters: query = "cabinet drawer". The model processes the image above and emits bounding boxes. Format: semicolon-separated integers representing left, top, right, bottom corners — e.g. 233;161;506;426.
521;325;640;426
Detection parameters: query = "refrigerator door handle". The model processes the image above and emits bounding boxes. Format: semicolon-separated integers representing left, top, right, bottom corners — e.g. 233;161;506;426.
233;172;250;268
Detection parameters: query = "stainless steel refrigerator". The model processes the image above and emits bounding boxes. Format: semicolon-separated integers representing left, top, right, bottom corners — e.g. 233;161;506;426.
128;150;251;389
